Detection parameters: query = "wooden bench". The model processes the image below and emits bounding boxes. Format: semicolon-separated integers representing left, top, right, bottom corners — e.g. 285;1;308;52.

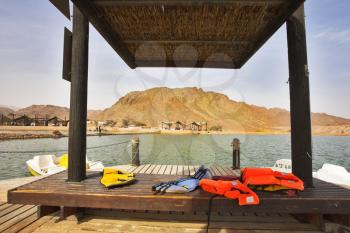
7;165;350;215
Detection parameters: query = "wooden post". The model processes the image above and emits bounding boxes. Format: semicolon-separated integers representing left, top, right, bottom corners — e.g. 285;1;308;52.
37;206;60;218
287;4;313;187
60;207;84;221
131;137;140;166
67;5;89;182
231;138;240;169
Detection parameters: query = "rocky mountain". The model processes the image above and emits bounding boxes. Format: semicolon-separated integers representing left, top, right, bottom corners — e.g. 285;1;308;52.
0;107;15;116
98;87;350;131
15;105;70;120
87;109;103;120
1;105;101;120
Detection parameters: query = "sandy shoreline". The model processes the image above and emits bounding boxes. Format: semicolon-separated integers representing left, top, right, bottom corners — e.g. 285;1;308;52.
0;125;350;140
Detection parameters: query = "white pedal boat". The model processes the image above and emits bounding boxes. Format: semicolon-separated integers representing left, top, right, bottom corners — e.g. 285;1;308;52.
26;154;104;176
270;159;292;173
270;159;350;187
313;163;350;187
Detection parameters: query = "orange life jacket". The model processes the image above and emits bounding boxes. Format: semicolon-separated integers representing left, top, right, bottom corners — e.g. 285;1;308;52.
199;179;259;205
242;168;304;191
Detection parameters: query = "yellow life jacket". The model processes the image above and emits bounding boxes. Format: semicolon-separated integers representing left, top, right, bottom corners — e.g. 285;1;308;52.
100;168;136;188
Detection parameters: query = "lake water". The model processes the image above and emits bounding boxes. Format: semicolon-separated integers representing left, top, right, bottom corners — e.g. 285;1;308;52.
0;134;349;180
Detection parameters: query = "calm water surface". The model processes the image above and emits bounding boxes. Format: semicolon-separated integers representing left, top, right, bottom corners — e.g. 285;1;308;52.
0;134;349;180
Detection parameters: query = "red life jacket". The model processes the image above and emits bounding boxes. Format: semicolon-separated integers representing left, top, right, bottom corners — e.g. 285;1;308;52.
199;179;259;205
242;168;304;191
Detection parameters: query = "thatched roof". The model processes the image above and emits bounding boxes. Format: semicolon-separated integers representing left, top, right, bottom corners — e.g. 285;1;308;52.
72;0;304;69
14;115;32;122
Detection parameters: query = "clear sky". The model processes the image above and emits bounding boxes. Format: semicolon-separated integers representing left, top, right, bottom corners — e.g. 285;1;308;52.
0;0;349;118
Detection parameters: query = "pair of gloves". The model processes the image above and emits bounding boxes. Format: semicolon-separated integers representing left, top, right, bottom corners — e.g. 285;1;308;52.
152;166;210;194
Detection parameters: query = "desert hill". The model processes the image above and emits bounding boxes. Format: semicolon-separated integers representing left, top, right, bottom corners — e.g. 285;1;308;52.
98;87;350;131
0;107;14;116
15;105;70;120
1;105;101;120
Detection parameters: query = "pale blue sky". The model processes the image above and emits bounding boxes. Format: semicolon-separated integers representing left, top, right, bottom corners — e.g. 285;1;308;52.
0;0;349;118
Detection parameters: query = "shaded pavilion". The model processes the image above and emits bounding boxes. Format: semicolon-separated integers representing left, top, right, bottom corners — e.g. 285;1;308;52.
191;121;202;131
13;115;32;126
64;0;312;184
47;116;69;126
10;0;350;225
175;121;186;130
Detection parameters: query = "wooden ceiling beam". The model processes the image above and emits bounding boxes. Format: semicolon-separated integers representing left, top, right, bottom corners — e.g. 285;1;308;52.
124;40;249;45
93;0;286;6
135;60;237;69
71;0;136;69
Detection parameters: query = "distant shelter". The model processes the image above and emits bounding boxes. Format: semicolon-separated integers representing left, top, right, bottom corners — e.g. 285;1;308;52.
13;115;32;126
190;122;208;131
47;116;68;126
175;121;186;130
0;114;12;126
161;121;174;130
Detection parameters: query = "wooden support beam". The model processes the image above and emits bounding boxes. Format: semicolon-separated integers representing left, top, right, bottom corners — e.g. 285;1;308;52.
135;59;237;69
67;6;89;182
38;206;60;218
231;138;240;169
324;214;350;227
49;0;70;20
124;40;250;45
287;4;313;187
60;207;84;221
131;137;140;166
62;27;72;82
293;214;324;231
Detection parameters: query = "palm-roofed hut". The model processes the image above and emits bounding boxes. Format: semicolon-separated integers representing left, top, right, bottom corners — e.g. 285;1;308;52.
32;115;49;126
175;121;185;130
47;116;68;126
60;0;312;185
13;115;32;126
161;121;174;130
190;122;207;131
190;122;202;131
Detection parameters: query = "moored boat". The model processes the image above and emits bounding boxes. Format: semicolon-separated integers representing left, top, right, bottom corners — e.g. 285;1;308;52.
313;163;350;187
270;159;292;173
270;159;350;186
26;154;104;176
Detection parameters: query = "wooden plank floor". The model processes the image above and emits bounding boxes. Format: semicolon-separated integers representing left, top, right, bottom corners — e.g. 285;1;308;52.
0;201;328;233
28;210;323;233
0;202;57;233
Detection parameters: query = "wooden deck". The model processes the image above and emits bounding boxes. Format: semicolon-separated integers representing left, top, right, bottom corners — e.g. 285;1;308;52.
0;200;326;233
0;202;56;233
8;165;350;215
